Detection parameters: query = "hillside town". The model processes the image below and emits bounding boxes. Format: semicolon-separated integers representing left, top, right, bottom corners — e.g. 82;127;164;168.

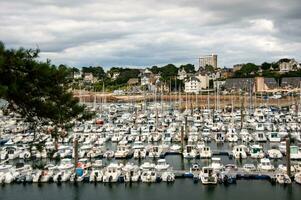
72;54;301;97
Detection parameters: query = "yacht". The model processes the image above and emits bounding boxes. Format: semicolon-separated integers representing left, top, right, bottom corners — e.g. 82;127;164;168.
257;158;274;171
275;173;291;184
140;162;156;171
267;148;283;159
199;146;212;158
0;165;13;184
295;172;301;184
232;145;248;159
6;146;22;160
250;144;265;159
183;145;198;158
226;129;238;142
89;169;104;182
133;141;146;159
122;163;140;182
148;145;163;158
267;132;281;143
290;146;301;160
242;164;256;172
102;163;123;183
199;167;218;185
253;132;267;142
155;159;170;171
161;171;175;182
53;158;74;182
141;170;157;183
115;144;131;159
214;132;225;143
210;157;224;171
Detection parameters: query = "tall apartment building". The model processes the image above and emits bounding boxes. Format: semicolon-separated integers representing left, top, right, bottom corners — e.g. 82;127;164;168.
198;54;217;69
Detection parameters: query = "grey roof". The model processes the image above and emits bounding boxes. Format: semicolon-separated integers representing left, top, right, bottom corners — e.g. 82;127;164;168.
224;78;254;91
264;78;278;89
185;76;200;82
281;77;301;88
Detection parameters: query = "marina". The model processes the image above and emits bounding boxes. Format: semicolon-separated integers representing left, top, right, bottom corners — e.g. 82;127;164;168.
1;0;301;199
1;101;301;186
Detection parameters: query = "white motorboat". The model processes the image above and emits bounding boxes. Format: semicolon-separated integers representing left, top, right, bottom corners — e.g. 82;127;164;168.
122;163;141;182
267;132;281;142
275;173;291;184
53;170;72;182
199;146;212;158
242;164;256;172
290;146;301;160
210;157;224;171
253;132;267;142
148;145;163;158
214;132;225;143
295;172;301;184
199;167;218;185
161;171;175;182
102;163;122;183
267;148;283;159
226;129;238;142
32;169;42;183
183;145;198;159
155;159;170;171
0;165;12;184
250;144;265;159
89;169;103;182
232;145;248;159
240;132;253;143
141;170;157;183
40;169;54;183
257;158;274;171
115;144;131;159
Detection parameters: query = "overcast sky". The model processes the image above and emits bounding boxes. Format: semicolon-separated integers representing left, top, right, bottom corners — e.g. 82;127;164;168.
1;0;300;69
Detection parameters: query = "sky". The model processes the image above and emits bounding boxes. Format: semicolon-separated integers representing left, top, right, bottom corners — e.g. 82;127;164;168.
1;0;301;69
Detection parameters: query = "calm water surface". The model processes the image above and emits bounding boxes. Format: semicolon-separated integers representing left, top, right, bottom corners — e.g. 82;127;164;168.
1;180;300;200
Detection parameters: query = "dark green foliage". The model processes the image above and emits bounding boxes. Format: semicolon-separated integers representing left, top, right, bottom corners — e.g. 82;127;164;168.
160;64;178;80
179;64;195;73
261;62;271;70
204;64;215;73
96;67;141;91
114;68;140;85
0;41;93;148
233;63;259;77
82;66;106;79
271;63;279;70
149;64;178;81
149;66;160;74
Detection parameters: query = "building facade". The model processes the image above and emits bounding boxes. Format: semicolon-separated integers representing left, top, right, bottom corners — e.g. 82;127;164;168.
184;77;201;93
177;68;188;80
198;54;218;69
196;73;210;89
278;58;300;72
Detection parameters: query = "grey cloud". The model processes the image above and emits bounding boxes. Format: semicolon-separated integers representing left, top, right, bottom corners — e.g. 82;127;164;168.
0;0;300;68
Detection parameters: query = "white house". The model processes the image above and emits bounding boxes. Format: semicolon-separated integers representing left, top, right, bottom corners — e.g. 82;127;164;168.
73;71;82;79
140;68;157;87
141;76;150;86
184;77;201;93
111;72;120;80
178;68;188;80
196;73;210;89
278;58;300;72
83;73;96;83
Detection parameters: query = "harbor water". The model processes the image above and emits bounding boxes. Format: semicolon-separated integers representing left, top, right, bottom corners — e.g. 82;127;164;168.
1;180;300;200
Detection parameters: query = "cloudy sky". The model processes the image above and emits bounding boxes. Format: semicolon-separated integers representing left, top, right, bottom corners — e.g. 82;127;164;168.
1;0;300;69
